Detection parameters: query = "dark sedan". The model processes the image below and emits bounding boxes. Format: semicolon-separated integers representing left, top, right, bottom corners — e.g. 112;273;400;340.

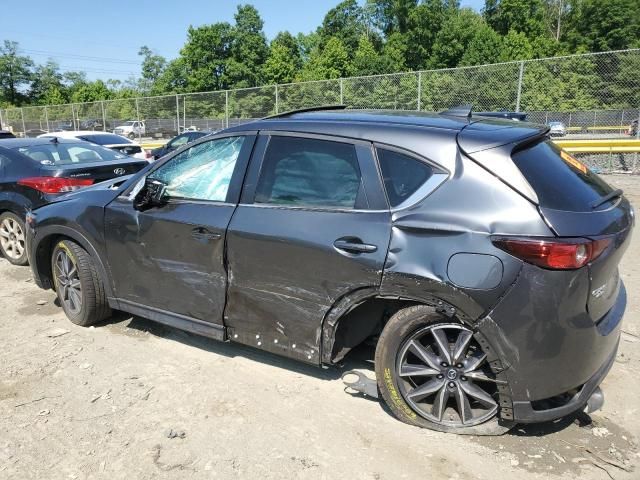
0;137;147;265
151;131;212;160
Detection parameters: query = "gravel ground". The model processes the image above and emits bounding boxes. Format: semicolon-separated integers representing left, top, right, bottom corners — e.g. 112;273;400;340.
0;175;639;480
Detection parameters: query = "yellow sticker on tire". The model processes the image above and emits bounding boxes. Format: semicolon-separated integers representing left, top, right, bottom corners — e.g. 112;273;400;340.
384;368;417;419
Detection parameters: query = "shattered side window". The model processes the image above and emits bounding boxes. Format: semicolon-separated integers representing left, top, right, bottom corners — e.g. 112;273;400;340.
151;136;245;202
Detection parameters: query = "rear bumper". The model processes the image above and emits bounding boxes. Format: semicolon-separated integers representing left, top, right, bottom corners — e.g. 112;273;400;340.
479;264;626;423
512;337;617;423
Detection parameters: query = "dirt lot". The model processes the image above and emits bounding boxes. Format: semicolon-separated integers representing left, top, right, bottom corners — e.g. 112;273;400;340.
0;175;639;480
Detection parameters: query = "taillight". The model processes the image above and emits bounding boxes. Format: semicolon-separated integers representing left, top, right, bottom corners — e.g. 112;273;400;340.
492;237;611;270
17;177;94;194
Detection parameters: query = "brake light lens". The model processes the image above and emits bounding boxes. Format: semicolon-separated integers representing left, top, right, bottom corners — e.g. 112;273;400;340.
17;177;94;194
492;237;612;270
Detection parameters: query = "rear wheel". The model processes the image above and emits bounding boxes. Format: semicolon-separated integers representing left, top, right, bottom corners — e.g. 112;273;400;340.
52;240;111;326
375;305;514;435
0;212;28;265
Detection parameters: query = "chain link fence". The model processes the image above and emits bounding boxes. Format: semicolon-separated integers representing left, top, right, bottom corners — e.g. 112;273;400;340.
1;48;639;172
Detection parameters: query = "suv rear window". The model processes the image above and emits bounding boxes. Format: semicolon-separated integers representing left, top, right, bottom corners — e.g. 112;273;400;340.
512;140;614;212
377;148;433;207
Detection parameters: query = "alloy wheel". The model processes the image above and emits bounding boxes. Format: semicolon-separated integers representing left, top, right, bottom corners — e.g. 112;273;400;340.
54;249;82;315
0;218;25;260
396;323;500;427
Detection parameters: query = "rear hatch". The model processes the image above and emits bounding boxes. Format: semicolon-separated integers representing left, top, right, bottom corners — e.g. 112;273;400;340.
509;139;634;321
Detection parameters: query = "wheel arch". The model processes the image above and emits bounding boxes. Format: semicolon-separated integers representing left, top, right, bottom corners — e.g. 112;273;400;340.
320;282;479;365
32;226;114;298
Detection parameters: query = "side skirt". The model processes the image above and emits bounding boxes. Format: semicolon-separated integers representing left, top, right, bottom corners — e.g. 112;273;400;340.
111;298;226;342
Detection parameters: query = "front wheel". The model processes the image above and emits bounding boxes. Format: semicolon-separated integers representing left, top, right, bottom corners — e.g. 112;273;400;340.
0;212;28;265
52;240;111;326
375;305;514;435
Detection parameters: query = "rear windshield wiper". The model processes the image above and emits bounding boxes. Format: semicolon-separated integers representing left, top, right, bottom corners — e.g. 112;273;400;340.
591;188;623;209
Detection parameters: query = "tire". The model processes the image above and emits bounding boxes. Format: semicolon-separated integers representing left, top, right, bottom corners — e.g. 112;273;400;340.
0;212;28;266
128;132;135;140
51;239;111;326
375;305;514;435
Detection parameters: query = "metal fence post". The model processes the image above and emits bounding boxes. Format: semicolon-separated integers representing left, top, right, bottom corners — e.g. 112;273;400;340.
515;61;525;112
20;108;26;135
275;84;279;114
417;71;422;111
339;78;344;104
44;106;49;132
634;107;640;174
175;95;180;134
100;101;106;132
0;109;4;130
225;90;229;128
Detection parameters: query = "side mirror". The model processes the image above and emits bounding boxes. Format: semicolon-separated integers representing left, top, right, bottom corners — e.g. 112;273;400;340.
133;178;168;211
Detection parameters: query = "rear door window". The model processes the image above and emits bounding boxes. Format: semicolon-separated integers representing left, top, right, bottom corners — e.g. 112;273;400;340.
377;148;434;207
255;136;362;209
512;140;614;212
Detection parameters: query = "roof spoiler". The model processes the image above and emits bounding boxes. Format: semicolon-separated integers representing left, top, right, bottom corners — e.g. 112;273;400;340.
440;104;473;119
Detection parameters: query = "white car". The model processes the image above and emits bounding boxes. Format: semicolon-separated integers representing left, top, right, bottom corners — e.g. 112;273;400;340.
113;120;145;139
548;121;567;137
38;131;150;161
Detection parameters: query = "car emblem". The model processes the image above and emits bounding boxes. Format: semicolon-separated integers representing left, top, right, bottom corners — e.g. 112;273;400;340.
113;168;126;175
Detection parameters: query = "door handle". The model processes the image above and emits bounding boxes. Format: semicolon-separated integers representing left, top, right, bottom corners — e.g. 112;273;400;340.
191;227;221;241
333;238;378;254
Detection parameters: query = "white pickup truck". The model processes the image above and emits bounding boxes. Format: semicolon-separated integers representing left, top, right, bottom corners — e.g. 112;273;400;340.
113;120;145;139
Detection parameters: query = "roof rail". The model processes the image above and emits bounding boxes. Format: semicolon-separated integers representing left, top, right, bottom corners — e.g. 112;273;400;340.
439;104;473;119
263;104;348;119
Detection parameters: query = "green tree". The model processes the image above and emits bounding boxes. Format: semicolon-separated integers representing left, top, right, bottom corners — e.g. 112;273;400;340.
405;0;455;69
499;29;534;61
180;22;232;92
352;35;387;75
70;80;112;103
0;40;34;106
460;24;503;65
29;61;67;105
226;4;269;88
431;8;485;67
301;37;352;80
319;0;366;51
262;32;302;84
154;58;189;94
564;0;640;52
368;0;419;35
138;46;167;93
484;0;547;38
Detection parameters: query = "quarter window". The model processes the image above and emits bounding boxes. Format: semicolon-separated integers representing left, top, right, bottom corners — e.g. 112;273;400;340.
377;148;434;207
255;136;362;209
151;136;245;202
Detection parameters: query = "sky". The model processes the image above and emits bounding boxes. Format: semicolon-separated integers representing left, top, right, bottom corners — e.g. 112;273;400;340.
2;0;484;82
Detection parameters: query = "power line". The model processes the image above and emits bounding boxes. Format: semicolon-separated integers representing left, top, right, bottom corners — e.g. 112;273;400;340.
21;48;142;65
2;29;148;51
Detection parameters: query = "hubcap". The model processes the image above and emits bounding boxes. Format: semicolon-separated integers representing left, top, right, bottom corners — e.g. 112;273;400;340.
0;218;25;259
396;324;501;427
54;250;82;315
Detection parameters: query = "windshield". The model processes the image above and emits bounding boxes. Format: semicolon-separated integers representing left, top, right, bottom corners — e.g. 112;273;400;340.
79;134;132;145
118;121;136;126
13;142;130;165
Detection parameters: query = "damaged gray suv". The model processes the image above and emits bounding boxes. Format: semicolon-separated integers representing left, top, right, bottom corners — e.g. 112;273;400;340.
26;106;634;434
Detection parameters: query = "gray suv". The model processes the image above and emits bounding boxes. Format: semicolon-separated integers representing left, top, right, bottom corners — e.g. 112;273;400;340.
25;106;634;434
